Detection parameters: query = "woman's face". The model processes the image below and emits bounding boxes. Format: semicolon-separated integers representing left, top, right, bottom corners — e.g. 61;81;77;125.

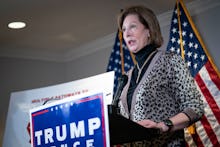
122;14;150;53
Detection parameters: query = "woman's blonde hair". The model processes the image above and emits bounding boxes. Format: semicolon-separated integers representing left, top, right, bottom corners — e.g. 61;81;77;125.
118;5;163;48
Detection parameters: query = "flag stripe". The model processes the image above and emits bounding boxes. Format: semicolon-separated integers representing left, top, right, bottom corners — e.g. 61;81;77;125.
195;120;211;146
200;64;220;109
192;91;218;146
204;108;220;143
194;81;220;145
205;61;220;90
200;115;220;145
191;127;205;147
195;73;220;124
195;73;220;146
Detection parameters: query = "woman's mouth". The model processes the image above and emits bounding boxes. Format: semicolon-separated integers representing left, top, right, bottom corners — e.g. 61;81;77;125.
128;40;136;46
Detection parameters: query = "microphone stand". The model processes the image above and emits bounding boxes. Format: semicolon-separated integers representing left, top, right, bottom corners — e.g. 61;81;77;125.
110;75;128;115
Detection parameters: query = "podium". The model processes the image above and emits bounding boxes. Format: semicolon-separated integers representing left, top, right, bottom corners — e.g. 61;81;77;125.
108;105;160;145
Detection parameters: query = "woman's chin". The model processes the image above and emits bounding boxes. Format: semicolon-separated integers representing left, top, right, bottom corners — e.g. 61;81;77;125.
128;47;138;53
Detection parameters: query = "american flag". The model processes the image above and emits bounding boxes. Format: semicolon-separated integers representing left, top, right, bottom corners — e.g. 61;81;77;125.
167;0;220;146
107;31;135;94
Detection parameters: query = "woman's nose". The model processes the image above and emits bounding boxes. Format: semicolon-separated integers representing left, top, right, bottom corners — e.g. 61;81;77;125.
124;29;131;38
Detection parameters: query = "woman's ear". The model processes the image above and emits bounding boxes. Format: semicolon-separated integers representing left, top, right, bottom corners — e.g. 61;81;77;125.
146;29;150;38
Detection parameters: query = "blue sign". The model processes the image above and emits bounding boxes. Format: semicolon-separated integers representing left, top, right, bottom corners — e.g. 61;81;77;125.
31;93;107;147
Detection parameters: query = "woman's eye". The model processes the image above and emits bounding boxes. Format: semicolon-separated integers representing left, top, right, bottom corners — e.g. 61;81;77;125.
122;24;136;33
130;24;136;29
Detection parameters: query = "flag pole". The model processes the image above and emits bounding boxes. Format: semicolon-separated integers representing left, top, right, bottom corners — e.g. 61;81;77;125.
177;0;185;60
118;31;125;74
119;31;137;74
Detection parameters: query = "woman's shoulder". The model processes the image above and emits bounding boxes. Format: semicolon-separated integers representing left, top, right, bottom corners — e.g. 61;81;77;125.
156;50;190;74
157;49;179;57
157;49;184;63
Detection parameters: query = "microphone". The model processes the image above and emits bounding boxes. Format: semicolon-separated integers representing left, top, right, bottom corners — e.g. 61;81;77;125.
112;74;128;107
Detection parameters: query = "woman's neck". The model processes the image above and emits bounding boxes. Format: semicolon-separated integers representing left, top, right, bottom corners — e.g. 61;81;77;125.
134;44;156;67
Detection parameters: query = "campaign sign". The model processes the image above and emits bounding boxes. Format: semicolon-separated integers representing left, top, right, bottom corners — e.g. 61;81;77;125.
30;93;109;147
3;71;114;147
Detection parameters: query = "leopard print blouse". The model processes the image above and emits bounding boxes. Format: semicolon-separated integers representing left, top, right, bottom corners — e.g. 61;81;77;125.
118;50;204;146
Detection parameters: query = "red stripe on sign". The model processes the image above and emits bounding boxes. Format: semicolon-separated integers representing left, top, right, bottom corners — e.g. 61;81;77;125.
32;109;49;117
